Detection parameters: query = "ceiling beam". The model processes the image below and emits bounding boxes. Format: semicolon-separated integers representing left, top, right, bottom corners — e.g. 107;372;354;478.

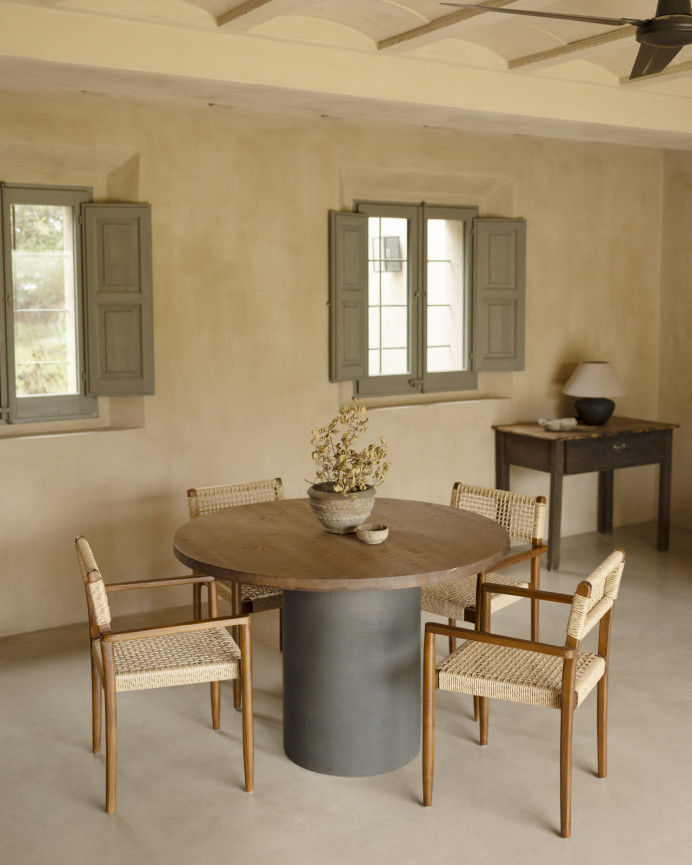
218;1;272;26
217;1;305;30
378;0;521;52
508;26;635;71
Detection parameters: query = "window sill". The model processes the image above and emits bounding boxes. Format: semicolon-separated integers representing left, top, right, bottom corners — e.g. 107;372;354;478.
0;396;146;439
363;394;510;412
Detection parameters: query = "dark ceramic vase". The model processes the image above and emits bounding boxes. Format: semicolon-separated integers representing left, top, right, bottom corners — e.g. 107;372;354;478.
575;397;615;426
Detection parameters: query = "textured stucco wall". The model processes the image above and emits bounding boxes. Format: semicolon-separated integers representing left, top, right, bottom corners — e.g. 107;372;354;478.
660;151;692;527
0;88;676;636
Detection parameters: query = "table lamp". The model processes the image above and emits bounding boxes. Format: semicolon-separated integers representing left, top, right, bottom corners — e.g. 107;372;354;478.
562;361;625;425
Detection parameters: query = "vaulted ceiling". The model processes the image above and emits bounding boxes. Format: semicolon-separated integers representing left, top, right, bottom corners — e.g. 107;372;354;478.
2;1;692;149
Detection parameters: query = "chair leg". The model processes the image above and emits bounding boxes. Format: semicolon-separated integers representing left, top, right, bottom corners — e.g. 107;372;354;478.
560;702;575;838
209;575;221;730
447;618;457;654
240;623;254;793
91;653;102;755
530;555;540;642
422;630;436;806
231;583;243;710
192;583;202;621
474;591;489;726
211;681;221;731
479;697;489;746
104;671;117;814
597;672;608;779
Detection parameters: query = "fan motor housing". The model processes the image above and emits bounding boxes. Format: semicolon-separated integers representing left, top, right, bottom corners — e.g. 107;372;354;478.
637;15;692;46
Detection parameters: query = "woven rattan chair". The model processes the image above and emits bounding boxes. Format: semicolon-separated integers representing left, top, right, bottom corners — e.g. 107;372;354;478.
423;548;626;838
187;478;284;708
76;536;253;814
421;483;547;652
187;478;284;620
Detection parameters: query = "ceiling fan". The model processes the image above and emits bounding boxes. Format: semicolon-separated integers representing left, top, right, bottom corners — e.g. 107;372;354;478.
441;2;692;79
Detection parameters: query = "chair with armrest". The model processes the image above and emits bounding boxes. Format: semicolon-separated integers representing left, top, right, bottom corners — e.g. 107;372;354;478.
423;548;626;838
421;483;547;652
75;535;253;814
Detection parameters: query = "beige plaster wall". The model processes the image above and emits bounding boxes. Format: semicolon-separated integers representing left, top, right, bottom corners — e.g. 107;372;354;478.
0;89;674;637
660;151;692;526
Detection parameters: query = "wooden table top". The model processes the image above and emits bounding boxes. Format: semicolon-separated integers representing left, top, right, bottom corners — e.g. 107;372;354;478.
493;416;678;442
173;497;509;592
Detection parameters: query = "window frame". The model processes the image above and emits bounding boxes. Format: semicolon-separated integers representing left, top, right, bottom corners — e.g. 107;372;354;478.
354;200;478;397
0;183;97;424
329;206;526;397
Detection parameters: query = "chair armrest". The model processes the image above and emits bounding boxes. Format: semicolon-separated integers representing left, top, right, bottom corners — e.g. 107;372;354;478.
424;620;575;659
105;575;215;593
495;543;548;569
480;583;573;604
102;614;251;642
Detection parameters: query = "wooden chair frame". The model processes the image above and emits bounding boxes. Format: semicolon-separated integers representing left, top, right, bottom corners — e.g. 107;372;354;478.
80;545;254;814
423;549;624;838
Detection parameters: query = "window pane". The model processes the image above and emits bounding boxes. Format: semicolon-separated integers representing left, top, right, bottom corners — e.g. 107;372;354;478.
426;218;465;373
368;349;381;377
368;307;381;350
11;204;78;397
380;305;407;348
380;348;408;375
367;216;410;377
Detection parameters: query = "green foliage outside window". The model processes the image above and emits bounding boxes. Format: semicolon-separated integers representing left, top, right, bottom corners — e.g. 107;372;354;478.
11;203;76;396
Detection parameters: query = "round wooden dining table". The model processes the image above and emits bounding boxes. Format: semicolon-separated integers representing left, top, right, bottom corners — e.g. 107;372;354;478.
173;497;508;777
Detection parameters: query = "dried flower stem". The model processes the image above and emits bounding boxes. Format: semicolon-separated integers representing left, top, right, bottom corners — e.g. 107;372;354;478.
311;398;390;495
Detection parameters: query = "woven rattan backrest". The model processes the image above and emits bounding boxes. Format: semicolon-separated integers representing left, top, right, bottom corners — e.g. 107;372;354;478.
75;536;112;629
187;477;284;519
566;549;625;641
450;483;546;544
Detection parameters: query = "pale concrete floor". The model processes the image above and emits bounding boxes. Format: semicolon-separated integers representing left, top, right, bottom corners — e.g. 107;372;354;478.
2;523;692;865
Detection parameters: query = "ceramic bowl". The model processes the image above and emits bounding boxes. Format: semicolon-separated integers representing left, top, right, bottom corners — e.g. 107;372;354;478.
356;523;389;544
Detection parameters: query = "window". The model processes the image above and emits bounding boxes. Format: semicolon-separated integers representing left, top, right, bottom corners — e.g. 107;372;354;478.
329;203;526;396
0;183;154;424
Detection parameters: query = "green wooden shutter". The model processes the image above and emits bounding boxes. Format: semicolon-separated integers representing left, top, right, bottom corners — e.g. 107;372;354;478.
82;203;154;395
329;211;368;382
472;218;526;372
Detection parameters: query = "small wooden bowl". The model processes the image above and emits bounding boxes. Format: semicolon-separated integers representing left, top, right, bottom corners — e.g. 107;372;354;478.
356;524;389;544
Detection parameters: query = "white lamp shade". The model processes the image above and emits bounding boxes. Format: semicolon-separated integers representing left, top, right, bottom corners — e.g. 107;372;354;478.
562;362;625;398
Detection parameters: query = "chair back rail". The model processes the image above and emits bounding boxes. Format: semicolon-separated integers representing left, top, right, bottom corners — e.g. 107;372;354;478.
451;482;546;544
187;477;283;518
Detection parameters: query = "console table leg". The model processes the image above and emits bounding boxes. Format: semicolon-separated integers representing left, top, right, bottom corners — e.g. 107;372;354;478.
598;470;614;534
495;430;509;490
658;430;673;551
547;441;564;571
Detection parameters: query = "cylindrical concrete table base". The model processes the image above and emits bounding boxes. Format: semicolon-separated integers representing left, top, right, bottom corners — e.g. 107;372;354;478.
282;587;421;776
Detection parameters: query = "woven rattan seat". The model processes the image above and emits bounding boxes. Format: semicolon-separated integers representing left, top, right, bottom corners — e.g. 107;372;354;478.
75;536;253;814
423;548;626;838
421;571;529;619
421;484;547;650
91;628;241;693
437;641;605;709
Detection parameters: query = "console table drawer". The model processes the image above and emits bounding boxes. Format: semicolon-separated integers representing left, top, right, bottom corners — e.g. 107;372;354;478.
565;432;666;474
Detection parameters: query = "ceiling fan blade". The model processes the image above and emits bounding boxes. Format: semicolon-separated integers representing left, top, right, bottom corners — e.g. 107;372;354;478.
440;4;641;27
629;43;683;78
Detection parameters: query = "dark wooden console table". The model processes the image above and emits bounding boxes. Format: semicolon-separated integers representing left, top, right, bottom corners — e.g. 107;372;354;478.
494;417;678;570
